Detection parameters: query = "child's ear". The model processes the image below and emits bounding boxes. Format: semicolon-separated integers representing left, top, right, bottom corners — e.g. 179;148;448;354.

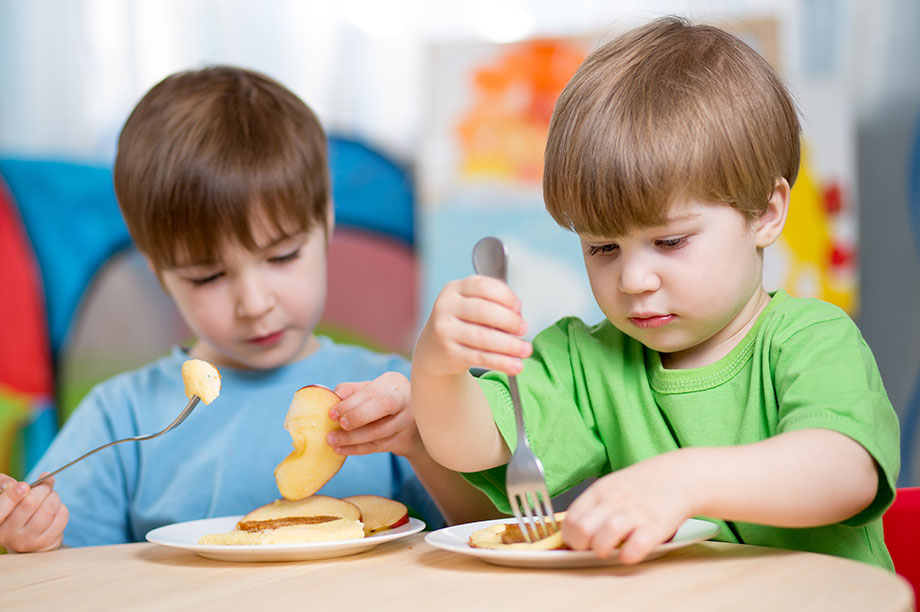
754;178;790;248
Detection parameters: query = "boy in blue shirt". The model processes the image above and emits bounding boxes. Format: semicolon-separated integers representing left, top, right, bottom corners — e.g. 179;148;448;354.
0;65;493;551
411;17;899;568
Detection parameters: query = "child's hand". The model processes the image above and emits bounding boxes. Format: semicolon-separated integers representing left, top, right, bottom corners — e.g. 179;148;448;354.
562;452;695;564
415;275;532;377
328;372;422;458
0;473;69;552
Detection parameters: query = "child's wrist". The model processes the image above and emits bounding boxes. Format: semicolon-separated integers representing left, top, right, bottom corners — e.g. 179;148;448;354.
666;447;711;518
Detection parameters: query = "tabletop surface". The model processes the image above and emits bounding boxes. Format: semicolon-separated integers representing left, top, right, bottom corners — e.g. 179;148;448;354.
1;534;913;611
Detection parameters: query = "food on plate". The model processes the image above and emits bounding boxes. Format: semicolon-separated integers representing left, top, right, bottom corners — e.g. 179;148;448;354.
198;516;364;545
198;495;365;545
181;359;222;404
342;495;410;535
274;385;346;500
469;513;567;550
195;494;413;546
242;495;362;524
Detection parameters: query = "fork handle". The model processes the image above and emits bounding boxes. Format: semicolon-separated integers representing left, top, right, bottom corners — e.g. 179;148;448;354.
508;375;529;448
29;437;140;488
28;396;201;488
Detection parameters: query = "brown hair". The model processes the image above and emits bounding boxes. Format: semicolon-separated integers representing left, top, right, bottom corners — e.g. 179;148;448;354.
544;16;801;236
113;65;330;269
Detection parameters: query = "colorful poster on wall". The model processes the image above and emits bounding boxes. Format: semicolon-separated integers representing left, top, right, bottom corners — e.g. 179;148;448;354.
419;37;603;337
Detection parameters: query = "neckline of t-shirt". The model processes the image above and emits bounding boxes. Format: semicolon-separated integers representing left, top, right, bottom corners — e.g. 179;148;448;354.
648;290;787;394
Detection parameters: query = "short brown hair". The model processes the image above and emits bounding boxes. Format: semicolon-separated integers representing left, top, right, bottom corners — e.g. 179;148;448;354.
113;65;330;269
544;16;800;236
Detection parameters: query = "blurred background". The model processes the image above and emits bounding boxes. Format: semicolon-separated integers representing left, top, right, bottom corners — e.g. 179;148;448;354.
0;0;918;484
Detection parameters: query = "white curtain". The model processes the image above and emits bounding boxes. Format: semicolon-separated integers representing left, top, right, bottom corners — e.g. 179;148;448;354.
0;0;843;165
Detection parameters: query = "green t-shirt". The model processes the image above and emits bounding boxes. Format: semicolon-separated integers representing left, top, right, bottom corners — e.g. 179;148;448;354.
465;290;899;569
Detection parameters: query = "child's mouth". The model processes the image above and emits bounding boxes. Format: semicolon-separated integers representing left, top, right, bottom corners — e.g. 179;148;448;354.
628;314;675;329
249;330;285;346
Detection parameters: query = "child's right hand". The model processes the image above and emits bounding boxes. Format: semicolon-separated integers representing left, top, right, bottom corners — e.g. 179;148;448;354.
0;473;68;552
414;275;533;377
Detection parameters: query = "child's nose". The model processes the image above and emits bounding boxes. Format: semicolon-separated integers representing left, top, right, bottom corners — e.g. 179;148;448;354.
234;273;275;318
618;257;661;294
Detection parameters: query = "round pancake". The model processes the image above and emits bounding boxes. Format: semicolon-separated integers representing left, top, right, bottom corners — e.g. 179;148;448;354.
198;517;365;545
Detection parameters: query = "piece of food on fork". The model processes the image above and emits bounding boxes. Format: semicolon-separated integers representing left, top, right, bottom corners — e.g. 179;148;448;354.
181;358;222;404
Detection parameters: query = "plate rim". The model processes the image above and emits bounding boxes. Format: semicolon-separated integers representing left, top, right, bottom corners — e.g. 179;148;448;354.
145;514;426;555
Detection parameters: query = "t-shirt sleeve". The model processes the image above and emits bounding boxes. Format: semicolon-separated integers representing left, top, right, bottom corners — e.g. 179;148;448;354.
462;319;610;514
772;313;900;526
27;386;133;546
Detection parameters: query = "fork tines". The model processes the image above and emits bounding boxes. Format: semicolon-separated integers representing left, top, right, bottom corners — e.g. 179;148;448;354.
510;486;559;542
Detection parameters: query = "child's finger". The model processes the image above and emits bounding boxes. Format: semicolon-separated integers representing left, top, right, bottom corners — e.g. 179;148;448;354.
21;491;62;540
445;342;528;375
0;480;29;523
332;373;408;426
453;322;532;359
332;381;367;402
561;503;609;551
617;524;664;565
455;296;528;338
332;432;402;457
589;514;635;559
459;275;523;311
34;503;68;552
336;393;402;431
331;413;404;448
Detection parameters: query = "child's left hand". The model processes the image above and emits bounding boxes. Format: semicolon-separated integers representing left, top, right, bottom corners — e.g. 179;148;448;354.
562;451;695;564
327;372;423;458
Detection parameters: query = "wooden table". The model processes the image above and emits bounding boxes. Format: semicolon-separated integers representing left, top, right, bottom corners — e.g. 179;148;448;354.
1;534;912;611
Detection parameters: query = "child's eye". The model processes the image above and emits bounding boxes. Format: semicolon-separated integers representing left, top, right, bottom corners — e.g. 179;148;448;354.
269;249;300;264
586;244;618;257
655;237;687;250
189;272;223;286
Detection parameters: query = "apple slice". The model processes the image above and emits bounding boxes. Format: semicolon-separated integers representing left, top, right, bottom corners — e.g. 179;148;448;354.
181;359;221;404
342;495;410;535
274;385;346;500
241;495;361;523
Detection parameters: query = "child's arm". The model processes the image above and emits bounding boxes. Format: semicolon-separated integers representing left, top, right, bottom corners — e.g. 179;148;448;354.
329;371;503;525
564;428;877;564
411;275;532;472
0;473;69;552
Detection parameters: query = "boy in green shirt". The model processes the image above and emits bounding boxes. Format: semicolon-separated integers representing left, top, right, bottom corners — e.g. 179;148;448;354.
411;17;899;569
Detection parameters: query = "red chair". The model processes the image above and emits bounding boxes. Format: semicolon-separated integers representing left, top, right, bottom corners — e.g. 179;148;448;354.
884;487;920;603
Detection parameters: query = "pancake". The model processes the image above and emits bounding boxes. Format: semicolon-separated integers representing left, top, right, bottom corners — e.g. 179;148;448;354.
198;516;365;545
469;513;567;550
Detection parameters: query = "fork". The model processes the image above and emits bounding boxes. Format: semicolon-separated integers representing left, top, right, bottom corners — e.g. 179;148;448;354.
472;236;559;542
28;396;202;488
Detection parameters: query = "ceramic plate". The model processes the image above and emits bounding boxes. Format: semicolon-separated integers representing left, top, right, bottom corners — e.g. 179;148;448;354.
146;515;425;562
424;517;719;569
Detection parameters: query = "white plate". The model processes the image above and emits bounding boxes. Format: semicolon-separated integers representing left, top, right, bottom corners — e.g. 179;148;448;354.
424;517;720;569
146;515;425;562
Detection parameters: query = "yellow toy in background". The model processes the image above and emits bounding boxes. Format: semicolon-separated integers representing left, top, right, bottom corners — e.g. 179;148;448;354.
778;145;857;314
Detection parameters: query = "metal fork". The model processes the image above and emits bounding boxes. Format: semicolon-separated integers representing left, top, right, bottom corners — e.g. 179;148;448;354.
472;236;559;542
28;396;202;488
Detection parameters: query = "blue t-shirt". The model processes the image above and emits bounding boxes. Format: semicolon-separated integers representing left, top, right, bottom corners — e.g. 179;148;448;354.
28;338;443;546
